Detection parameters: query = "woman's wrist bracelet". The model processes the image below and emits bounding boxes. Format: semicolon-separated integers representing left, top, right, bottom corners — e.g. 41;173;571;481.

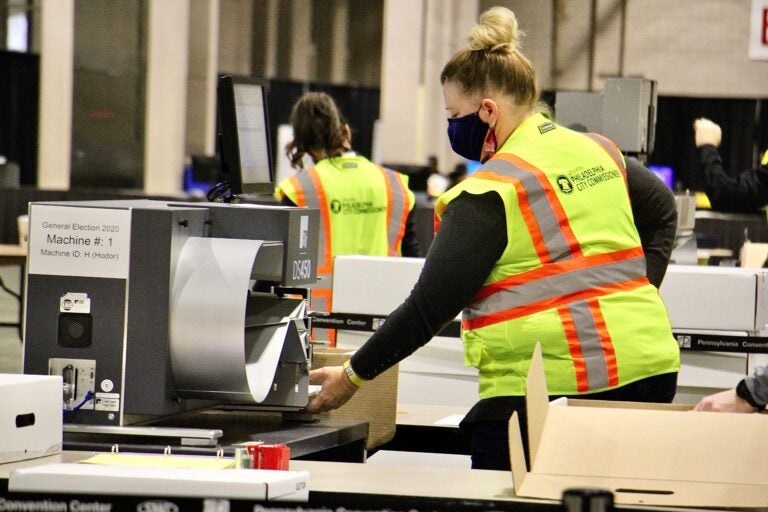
342;359;366;387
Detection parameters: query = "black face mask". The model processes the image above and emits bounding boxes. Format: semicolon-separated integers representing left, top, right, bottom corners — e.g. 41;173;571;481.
447;112;489;161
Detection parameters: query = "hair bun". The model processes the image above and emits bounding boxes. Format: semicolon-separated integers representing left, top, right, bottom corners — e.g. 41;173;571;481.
466;6;521;52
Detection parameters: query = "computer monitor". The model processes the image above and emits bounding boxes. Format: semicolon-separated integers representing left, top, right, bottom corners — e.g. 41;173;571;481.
647;164;675;190
214;75;274;199
184;155;220;197
465;160;482;175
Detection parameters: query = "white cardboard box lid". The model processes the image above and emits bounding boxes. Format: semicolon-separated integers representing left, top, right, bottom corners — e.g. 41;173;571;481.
660;264;764;331
0;374;60;385
9;463;309;501
0;373;62;465
509;344;768;508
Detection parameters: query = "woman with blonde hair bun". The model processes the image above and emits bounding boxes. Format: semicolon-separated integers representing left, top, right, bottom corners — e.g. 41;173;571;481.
306;6;680;470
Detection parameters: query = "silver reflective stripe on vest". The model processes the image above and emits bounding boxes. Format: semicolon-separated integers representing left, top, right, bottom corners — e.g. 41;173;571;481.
380;168;407;253
483;158;574;262
568;300;610;389
293;170;328;269
464;254;646;320
583;133;626;173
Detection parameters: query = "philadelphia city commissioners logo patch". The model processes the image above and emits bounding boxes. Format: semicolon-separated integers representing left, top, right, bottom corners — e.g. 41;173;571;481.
556;175;574;194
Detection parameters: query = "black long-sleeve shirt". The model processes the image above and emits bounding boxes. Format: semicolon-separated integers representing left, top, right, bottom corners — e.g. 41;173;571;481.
625;157;678;287
351;160;678;380
699;144;768;213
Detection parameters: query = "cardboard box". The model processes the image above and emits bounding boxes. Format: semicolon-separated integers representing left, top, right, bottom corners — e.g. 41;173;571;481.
509;345;768;508
0;374;62;464
311;347;398;450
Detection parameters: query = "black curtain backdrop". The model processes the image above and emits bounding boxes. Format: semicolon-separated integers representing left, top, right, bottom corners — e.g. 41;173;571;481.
0;51;39;186
649;96;765;192
264;78;380;163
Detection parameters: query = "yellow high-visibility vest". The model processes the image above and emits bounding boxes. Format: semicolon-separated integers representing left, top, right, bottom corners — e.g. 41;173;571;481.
435;113;679;397
276;154;415;343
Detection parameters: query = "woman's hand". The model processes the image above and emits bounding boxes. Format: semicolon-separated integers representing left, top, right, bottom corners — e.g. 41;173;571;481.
305;365;359;413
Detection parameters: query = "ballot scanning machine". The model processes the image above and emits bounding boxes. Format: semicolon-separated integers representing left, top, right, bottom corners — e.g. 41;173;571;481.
22;199;319;431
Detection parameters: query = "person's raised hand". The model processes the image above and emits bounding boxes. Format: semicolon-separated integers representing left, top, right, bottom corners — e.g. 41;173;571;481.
693;117;722;148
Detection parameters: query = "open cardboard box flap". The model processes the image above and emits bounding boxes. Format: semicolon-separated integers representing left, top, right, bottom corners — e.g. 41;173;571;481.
509;344;768;508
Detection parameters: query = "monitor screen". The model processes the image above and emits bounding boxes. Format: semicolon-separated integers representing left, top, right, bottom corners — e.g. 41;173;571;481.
465;160;483;175
647;165;675;190
216;75;274;196
184;155;220;197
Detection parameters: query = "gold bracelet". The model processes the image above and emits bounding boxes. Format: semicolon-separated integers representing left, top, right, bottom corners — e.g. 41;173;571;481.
342;359;366;387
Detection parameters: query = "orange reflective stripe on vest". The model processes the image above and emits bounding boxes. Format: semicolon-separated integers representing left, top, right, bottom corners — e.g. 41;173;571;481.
377;166;410;255
287;175;308;208
464;246;647;328
583;132;627;176
481;154;583;263
289;170;336;343
560;298;619;392
291;169;334;274
308;287;336;345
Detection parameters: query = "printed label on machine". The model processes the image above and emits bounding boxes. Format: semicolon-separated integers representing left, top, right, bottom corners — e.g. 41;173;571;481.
28;204;132;279
94;393;121;412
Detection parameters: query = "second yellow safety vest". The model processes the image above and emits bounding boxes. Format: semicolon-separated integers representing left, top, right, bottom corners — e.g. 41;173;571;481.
275;154;415;344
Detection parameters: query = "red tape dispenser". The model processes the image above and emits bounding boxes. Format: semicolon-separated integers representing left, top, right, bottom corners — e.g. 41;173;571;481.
244;442;290;470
